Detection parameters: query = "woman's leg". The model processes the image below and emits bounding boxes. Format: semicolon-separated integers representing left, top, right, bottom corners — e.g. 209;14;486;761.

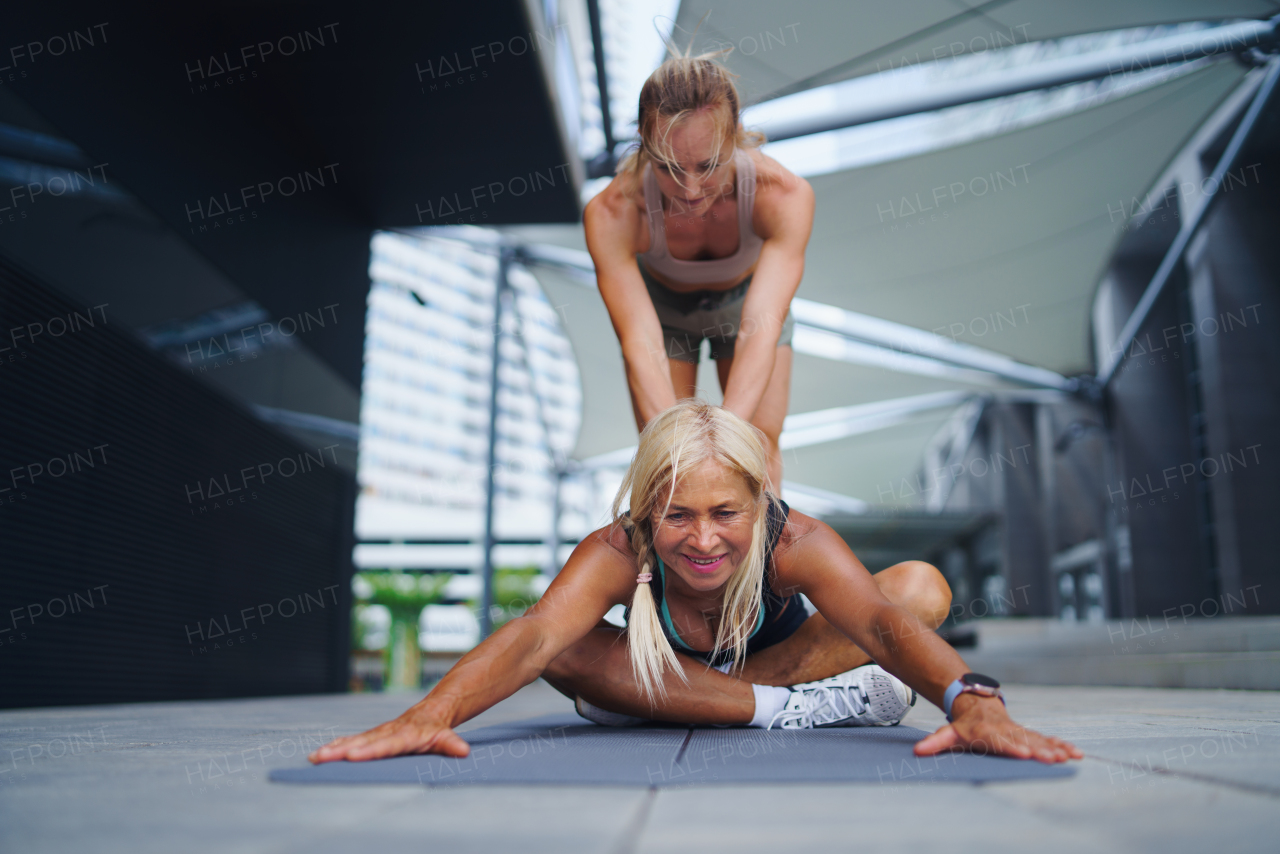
740;560;952;686
542;560;950;721
717;345;792;491
542;625;756;725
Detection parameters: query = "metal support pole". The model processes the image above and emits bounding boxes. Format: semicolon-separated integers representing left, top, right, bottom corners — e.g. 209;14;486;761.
544;469;564;577
1099;56;1280;385
752;19;1276;143
503;255;569;578
1035;404;1060;619
586;0;617;178
480;248;514;639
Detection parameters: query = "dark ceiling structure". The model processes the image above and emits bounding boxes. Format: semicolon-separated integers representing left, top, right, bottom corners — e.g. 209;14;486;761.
1;1;581;389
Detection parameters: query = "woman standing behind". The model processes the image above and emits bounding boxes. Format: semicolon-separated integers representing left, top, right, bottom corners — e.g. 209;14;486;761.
585;51;813;489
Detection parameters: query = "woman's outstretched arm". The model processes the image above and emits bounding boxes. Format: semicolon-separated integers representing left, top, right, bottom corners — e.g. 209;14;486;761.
309;530;635;763
585;185;677;429
720;160;813;423
778;513;1081;764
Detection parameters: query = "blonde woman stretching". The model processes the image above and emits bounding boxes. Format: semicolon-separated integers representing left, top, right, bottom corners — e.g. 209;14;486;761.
312;403;1081;765
585;53;811;488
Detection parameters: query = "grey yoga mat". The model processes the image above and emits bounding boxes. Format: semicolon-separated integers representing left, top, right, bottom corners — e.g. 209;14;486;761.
269;713;1076;786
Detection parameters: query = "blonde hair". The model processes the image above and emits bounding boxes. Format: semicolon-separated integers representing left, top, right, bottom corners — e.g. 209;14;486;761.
617;48;765;187
610;401;779;705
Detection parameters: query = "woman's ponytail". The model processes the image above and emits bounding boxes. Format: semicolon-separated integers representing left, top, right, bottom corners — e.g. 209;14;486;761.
625;530;686;706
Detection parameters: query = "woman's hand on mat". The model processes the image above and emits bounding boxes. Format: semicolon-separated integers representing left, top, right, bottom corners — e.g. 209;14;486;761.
308;711;470;763
912;695;1082;764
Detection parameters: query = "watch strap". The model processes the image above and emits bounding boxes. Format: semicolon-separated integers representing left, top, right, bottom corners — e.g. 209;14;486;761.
943;676;1007;722
942;678;965;720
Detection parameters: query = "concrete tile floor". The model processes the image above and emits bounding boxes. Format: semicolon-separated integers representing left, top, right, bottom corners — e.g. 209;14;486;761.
0;681;1276;853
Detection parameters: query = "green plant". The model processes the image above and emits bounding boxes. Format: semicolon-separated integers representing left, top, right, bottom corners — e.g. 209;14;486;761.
353;571;452;690
488;566;542;628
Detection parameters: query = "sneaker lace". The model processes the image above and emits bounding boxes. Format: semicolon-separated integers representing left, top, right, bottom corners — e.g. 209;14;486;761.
767;684;869;730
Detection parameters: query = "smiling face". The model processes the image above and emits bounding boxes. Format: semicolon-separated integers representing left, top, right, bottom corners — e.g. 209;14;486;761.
649;106;737;216
650;457;759;595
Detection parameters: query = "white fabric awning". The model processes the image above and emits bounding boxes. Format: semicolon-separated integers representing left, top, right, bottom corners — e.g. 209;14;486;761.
509;3;1255;507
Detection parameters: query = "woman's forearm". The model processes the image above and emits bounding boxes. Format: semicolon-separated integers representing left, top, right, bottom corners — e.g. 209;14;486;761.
864;604;969;708
621;337;677;427
407;616;551;728
721;333;777;421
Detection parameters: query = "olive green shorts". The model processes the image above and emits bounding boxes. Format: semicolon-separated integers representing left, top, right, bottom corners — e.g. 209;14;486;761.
638;261;795;364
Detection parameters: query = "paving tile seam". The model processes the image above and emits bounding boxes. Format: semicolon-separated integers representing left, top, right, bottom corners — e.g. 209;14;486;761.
1082;752;1280;798
610;787;658;854
673;729;694;764
1062;727;1277;741
1106;712;1280;724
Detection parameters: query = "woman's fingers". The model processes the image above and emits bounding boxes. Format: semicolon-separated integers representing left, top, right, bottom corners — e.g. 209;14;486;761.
914;719;1080;764
961;720;1076;764
913;723;962;756
308;720;470;764
431;728;473;758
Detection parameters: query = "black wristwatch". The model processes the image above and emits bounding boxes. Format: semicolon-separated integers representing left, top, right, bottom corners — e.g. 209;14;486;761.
942;673;1003;721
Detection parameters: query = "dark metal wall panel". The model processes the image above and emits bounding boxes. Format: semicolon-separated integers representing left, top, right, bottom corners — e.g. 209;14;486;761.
987;403;1050;617
0;253;354;708
1107;270;1213;618
1196;151;1280;614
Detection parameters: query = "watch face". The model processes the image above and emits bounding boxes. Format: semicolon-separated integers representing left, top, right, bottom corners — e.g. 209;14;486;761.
963;672;1000;689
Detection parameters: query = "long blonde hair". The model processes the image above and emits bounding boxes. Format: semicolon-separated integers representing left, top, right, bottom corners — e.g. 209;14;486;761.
616;48;765;187
611;401;779;705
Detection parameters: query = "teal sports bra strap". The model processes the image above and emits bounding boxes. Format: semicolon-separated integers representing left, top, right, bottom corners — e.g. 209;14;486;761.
657;557;765;653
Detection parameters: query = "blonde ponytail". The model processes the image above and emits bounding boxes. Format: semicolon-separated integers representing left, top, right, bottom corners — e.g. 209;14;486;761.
611;401;779;706
623;534;684;704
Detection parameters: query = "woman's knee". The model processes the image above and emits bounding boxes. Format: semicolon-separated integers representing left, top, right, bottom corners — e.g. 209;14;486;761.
876;561;952;628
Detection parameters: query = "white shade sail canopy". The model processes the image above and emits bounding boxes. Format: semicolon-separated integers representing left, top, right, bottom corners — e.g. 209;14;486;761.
671;0;1272;103
506;2;1259;511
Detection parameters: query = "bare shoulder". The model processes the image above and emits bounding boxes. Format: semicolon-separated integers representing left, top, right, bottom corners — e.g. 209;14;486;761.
770;508;848;592
583;174;644;255
774;506;825;556
552;520;641;602
747;148;813;206
746;149;813;241
587;519;637;559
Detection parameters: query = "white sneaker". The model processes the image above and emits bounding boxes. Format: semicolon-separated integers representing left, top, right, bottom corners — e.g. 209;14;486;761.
575;696;647;727
769;665;916;729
